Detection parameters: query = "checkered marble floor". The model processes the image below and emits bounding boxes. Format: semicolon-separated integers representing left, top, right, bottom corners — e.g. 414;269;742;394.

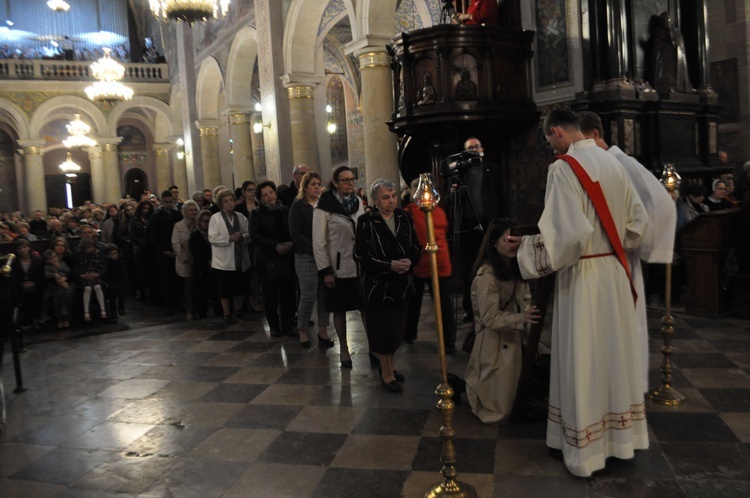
1;299;750;497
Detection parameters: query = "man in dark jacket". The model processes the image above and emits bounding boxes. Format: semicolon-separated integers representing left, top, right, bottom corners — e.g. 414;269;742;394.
278;164;310;207
148;190;183;314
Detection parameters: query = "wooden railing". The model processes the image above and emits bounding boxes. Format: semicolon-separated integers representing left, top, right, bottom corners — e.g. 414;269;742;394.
0;59;169;82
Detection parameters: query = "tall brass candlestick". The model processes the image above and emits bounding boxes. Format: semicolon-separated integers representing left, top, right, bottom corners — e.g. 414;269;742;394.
648;164;685;406
415;173;477;498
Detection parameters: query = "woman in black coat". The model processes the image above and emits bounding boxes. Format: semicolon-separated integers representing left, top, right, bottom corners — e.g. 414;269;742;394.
355;179;421;393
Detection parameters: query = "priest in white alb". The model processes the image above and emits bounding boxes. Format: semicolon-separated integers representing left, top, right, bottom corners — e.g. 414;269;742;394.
507;109;649;477
578;111;677;392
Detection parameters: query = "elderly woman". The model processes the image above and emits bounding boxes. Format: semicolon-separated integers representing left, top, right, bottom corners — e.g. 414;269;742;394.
313;166;366;368
209;189;251;323
250;181;296;337
706;179;734;211
172;200;199;320
355;179;420;392
289;171;333;348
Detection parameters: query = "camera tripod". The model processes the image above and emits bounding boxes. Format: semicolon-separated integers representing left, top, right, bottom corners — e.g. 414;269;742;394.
444;176;485;323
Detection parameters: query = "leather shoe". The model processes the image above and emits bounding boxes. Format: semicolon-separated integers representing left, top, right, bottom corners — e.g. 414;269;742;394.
300;340;311;348
270;328;284;337
318;334;335;347
380;367;405;382
381;377;402;393
341;359;353;369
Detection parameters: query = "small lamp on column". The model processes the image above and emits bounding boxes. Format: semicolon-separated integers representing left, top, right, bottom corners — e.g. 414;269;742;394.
648;163;685;406
414;173;477;498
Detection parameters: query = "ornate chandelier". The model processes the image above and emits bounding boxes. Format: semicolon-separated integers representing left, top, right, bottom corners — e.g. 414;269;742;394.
149;0;231;25
47;0;70;12
84;48;134;103
59;152;81;176
63;114;97;149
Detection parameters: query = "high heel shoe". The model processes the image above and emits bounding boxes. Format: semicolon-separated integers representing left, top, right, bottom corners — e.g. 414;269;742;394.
318;334;335;347
379;367;405;382
340;355;353;369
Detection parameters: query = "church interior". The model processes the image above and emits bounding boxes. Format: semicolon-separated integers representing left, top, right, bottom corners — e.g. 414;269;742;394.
1;0;750;496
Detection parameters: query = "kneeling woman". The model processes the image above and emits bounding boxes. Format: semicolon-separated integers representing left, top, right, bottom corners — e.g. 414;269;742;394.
355;179;420;392
465;219;540;423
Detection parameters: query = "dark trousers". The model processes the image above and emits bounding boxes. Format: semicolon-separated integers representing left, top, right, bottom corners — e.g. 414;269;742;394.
261;276;296;334
405;276;456;346
192;271;222;318
156;253;180;310
105;281;125;318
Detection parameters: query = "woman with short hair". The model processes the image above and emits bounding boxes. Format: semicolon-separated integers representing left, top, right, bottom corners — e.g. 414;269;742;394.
209;189;251;323
250;181;296;337
172;200;200;319
355;178;421;392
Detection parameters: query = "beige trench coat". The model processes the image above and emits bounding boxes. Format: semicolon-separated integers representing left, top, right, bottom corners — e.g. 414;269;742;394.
465;263;531;424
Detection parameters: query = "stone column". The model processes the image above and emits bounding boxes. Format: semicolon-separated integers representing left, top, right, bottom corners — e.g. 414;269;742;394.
225;109;255;183
196;119;221;189
176;23;203;191
255;0;293;185
18;140;46;214
282;81;322;170
86;145;105;204
153;143;172;194
101;141;122;203
353;49;399;190
250;113;266;179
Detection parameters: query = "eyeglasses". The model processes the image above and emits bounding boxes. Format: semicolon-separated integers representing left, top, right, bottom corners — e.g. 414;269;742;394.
466;144;483;151
336;178;355;183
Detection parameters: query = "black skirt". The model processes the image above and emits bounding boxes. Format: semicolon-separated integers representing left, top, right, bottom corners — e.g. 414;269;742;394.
324;277;361;312
363;300;408;355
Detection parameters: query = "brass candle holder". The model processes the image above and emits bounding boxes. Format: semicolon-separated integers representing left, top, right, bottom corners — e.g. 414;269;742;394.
415;173;477;498
647;164;685;406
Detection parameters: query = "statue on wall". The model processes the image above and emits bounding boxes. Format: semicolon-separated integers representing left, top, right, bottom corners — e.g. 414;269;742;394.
651;11;694;93
416;71;436;105
455;68;478;100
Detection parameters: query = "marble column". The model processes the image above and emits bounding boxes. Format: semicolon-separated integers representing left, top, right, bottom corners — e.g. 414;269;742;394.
250;113;266;180
226;109;255;183
101;141;122;203
86;145;105;204
284;83;320;170
354;49;399;191
255;0;293;185
196;120;221;189
176;23;203;192
18;140;46;214
153;143;172;194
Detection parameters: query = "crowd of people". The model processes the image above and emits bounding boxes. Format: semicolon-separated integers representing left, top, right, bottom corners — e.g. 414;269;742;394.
2;115;748;478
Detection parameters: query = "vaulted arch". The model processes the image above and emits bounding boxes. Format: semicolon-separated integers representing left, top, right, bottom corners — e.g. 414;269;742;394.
195;57;225;120
226;26;258;107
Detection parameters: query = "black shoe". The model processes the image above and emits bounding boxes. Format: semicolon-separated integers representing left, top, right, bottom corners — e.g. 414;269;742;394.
461;313;473;323
380;367;405;382
341;359;353;369
234;311;245;320
318;334;335;347
308;320;315;327
381;377;402;393
284;328;297;337
223;314;237;324
270;328;284;338
300;340;311;348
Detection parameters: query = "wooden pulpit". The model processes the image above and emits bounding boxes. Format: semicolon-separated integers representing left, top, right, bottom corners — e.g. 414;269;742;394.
677;208;741;316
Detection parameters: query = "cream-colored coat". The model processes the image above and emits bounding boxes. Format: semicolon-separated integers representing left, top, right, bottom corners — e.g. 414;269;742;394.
465;263;530;424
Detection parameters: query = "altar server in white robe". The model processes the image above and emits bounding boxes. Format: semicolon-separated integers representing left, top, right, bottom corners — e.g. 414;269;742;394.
579;111;677;392
507;110;649;477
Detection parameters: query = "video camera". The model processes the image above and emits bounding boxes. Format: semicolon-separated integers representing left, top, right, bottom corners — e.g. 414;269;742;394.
440;150;481;180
